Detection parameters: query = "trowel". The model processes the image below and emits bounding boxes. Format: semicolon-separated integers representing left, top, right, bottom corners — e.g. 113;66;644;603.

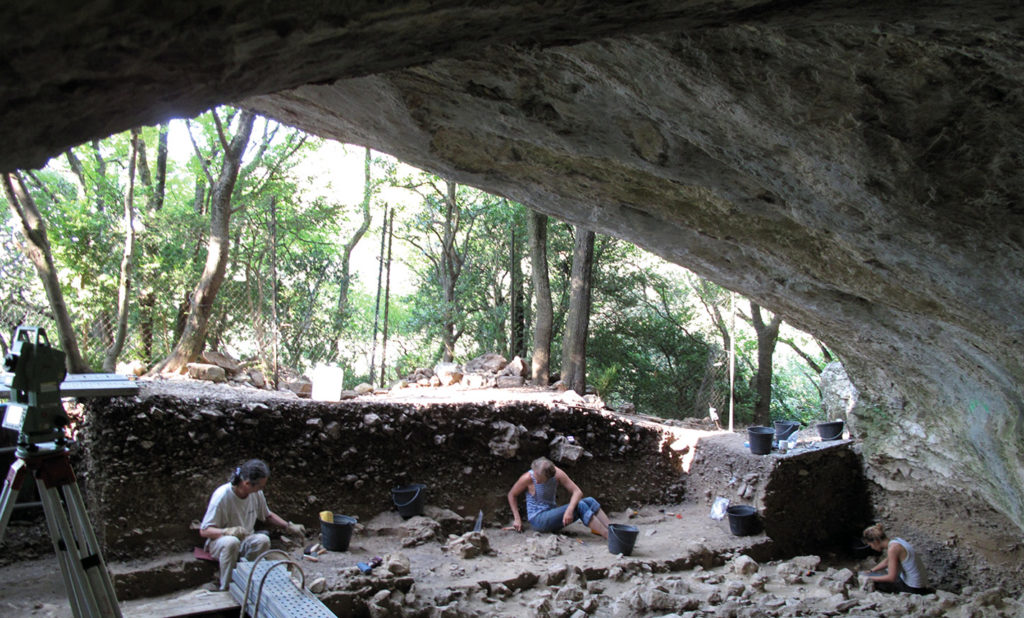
472;509;483;532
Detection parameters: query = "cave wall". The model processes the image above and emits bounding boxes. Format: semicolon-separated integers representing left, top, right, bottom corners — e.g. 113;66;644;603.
77;393;684;558
2;1;1022;540
248;18;1024;532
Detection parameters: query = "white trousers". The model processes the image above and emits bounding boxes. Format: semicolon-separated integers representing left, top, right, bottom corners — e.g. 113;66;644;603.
207;533;271;590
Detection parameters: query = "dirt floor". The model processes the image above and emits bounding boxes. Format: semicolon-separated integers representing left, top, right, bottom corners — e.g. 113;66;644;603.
4;500;1021;617
1;378;1022;616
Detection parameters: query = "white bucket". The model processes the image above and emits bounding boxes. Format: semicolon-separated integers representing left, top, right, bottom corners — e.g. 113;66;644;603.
310;365;345;401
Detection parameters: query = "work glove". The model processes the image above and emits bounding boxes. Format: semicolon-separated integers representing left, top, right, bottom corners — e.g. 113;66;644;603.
285;522;306;537
222;526;249;540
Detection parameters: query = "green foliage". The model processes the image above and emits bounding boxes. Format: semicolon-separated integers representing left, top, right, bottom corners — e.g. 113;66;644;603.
770;354;825;425
586;240;721;418
2;112;827;424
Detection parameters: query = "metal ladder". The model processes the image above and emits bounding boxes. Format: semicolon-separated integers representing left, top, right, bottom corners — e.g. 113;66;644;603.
229;552;336;618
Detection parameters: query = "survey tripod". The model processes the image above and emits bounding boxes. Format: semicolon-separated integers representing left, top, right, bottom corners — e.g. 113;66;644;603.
0;326;121;617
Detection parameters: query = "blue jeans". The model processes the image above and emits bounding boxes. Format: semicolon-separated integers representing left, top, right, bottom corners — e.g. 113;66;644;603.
529;497;601;532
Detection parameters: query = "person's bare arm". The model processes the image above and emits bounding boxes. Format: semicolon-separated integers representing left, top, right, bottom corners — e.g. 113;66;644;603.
555;467;584;526
266;511;288;529
507;472;532;532
866;544;903;582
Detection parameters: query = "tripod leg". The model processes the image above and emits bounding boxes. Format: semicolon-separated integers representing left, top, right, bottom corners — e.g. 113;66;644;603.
0;459;28;542
30;451;121;618
37;482;89;618
62;481;121;616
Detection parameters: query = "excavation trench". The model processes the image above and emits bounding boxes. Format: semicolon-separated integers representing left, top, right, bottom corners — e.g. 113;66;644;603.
1;380;880;616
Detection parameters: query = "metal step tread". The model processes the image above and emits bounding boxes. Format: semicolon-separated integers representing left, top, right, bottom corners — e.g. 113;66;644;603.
229;560;335;618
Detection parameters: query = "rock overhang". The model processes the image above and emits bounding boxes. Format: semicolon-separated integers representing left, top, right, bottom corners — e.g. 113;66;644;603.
1;2;1022;531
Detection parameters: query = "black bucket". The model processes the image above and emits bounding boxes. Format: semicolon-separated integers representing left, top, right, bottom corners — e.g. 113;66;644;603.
849;539;874;559
391;483;426;519
321;514;356;551
747;426;774;455
726;505;759;536
816;421;845;441
607;524;639;556
774;420;799;441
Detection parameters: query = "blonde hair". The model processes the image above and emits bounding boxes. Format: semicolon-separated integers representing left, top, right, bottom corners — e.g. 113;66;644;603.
531;457;556;480
862;523;887;543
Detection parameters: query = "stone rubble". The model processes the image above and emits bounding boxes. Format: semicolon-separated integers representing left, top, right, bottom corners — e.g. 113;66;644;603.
309;512;1024;618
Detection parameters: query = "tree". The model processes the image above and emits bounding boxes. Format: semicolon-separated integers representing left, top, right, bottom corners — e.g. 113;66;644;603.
135;124;169;363
101;128;139;371
151;109;255;374
2;172;89;372
749;301;783;426
333;147;375;350
528;209;553;385
401;177;485;362
561;226;595;395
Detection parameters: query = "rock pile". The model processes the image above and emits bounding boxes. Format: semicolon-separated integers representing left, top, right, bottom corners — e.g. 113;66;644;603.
396;353;530;391
318;541;1024;618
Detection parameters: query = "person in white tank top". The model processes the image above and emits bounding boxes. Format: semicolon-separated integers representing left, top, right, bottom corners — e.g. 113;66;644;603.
860;523;931;594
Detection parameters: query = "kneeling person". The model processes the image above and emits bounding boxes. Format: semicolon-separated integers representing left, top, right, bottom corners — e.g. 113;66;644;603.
508;457;612;538
200;459;304;591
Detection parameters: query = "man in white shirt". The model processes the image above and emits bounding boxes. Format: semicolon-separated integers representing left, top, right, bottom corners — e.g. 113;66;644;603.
200;459;305;590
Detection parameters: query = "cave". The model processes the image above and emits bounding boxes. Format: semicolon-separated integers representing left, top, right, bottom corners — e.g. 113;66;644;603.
1;0;1022;613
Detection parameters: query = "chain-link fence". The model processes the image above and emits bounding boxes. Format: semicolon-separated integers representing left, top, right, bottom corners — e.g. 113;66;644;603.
693;346;731;422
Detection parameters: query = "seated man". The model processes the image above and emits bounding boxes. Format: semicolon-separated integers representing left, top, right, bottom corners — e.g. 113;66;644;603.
507;457;612;538
199;459;304;591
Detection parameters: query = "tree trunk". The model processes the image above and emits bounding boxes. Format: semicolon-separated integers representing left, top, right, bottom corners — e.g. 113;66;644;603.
379;211;394;387
3;172;90;373
561;227;595;395
369;205;388;384
151;110;255;374
750;301;783;426
528;210;553;385
269;194;281;387
510;224;526;360
333;147;374;358
439;180;461;362
102;128;139;372
136;124;168;364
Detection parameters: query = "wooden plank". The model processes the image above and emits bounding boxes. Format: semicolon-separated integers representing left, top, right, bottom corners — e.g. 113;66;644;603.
121;590;239;618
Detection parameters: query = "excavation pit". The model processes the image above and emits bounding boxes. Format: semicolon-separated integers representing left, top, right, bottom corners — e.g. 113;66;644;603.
0;380;1018;616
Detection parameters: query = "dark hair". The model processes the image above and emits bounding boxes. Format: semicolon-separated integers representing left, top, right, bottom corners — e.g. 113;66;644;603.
231;459;270;485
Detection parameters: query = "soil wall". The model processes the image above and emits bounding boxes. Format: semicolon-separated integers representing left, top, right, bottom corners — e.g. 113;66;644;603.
76;390;686;559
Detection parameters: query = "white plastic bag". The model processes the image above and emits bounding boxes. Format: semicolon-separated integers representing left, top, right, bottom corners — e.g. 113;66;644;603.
710;497;729;520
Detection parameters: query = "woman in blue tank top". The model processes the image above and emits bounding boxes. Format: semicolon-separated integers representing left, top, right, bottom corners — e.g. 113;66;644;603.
507;457;612;538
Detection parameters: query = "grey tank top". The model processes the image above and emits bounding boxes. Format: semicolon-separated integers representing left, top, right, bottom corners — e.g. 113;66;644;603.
892;538;929;589
525;470;558;520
